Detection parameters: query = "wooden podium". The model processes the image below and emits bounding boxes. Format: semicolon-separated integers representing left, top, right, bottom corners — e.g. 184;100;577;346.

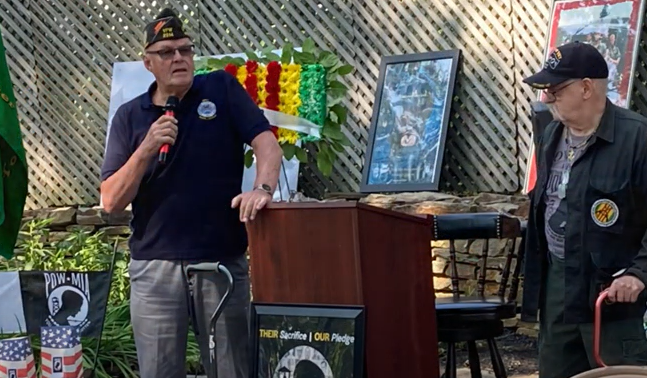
246;201;439;378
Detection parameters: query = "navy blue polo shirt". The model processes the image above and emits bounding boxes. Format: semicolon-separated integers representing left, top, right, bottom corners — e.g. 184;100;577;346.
101;70;271;262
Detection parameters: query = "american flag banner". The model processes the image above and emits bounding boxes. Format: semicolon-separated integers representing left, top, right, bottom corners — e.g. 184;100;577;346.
0;336;36;378
40;326;83;378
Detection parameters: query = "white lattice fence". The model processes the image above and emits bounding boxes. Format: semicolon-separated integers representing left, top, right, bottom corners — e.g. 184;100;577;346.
0;0;572;209
513;0;552;182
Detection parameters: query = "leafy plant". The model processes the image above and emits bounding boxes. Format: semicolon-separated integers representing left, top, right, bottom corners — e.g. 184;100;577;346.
193;37;354;177
1;218;128;305
0;219;203;377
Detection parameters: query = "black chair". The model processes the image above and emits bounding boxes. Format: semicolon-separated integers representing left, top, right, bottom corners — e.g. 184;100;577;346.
432;212;527;378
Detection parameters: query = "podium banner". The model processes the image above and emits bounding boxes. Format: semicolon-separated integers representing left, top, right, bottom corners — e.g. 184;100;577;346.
250;304;365;378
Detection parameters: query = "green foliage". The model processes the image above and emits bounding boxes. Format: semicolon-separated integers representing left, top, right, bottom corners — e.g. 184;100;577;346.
0;219;202;378
1;218;128;305
193;37;354;178
286;38;355;177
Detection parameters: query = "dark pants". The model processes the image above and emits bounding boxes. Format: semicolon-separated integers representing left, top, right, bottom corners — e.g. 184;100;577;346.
539;256;647;378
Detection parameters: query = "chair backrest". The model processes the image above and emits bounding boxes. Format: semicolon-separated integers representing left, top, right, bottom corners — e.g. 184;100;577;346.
431;212;526;302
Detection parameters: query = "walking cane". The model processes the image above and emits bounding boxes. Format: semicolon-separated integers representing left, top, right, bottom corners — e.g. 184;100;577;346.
570;289;647;378
184;262;235;378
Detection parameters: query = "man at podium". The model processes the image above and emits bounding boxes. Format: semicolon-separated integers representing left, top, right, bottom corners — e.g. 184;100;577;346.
99;7;282;378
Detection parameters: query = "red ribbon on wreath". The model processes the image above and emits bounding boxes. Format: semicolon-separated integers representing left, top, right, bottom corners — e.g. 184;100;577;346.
265;61;282;138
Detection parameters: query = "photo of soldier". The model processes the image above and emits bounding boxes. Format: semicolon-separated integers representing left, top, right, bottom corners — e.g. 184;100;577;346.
366;58;453;186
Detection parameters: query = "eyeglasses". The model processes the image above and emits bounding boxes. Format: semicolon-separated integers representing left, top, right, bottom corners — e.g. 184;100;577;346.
543;80;578;102
146;45;195;60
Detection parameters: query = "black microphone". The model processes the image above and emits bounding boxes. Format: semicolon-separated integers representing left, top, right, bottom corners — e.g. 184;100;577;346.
158;96;179;164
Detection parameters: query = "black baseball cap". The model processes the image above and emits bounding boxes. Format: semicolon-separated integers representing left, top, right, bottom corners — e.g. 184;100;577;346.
143;8;191;49
523;41;609;89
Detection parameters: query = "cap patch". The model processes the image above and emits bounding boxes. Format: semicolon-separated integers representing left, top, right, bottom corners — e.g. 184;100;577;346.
154;20;166;34
545;48;562;70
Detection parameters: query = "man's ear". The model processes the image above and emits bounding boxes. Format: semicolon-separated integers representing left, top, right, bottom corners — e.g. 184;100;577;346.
143;55;153;72
582;78;595;100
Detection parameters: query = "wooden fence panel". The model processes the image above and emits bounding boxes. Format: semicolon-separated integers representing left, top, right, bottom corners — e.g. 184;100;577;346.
0;0;587;209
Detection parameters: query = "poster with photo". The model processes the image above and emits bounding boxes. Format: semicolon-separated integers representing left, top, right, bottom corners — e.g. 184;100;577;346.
523;0;647;194
250;304;365;378
360;50;460;193
542;0;646;107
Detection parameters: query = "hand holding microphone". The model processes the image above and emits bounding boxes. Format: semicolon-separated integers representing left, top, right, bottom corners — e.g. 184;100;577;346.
139;96;179;161
158;96;179;163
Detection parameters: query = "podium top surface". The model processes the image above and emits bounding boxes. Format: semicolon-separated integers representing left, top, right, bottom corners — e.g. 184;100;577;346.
264;200;433;225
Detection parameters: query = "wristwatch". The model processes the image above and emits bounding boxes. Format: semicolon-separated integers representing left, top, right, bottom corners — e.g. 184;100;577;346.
254;184;273;195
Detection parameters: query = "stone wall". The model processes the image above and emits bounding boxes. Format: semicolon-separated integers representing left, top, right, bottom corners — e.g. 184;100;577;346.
17;192;538;336
19;206;132;251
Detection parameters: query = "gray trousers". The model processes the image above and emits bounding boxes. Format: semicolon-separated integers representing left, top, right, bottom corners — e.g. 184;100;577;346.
129;254;251;378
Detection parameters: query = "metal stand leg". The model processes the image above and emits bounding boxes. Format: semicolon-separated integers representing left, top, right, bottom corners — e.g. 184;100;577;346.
184;262;235;378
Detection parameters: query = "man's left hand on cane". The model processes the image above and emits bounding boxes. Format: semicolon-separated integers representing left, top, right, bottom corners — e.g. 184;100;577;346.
231;188;272;222
607;274;646;303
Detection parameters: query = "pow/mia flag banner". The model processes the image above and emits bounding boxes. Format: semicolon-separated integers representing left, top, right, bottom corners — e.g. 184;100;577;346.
17;271;111;338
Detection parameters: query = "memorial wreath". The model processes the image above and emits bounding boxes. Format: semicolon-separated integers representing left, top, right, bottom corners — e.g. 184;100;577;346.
194;38;354;176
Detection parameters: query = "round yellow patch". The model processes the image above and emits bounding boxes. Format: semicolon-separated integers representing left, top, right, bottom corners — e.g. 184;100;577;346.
591;199;619;227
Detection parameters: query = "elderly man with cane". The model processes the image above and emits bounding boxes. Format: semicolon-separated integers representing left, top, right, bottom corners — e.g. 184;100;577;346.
521;41;647;378
100;7;282;378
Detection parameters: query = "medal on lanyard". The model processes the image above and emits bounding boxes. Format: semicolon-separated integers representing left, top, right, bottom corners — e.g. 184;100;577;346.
558;130;592;199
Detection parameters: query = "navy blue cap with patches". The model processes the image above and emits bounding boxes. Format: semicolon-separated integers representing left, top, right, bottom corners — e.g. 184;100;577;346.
143;8;190;49
523;41;609;89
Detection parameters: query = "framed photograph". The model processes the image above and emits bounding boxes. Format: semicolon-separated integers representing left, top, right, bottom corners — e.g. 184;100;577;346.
249;303;365;378
360;50;461;193
523;0;647;194
540;0;647;107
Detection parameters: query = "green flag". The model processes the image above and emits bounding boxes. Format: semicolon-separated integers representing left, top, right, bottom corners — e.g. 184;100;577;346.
0;29;27;260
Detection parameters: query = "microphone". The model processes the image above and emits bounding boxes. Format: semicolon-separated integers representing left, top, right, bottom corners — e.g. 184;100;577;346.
158;96;179;164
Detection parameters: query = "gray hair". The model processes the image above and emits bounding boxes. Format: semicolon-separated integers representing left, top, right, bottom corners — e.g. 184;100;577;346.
593;78;609;95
